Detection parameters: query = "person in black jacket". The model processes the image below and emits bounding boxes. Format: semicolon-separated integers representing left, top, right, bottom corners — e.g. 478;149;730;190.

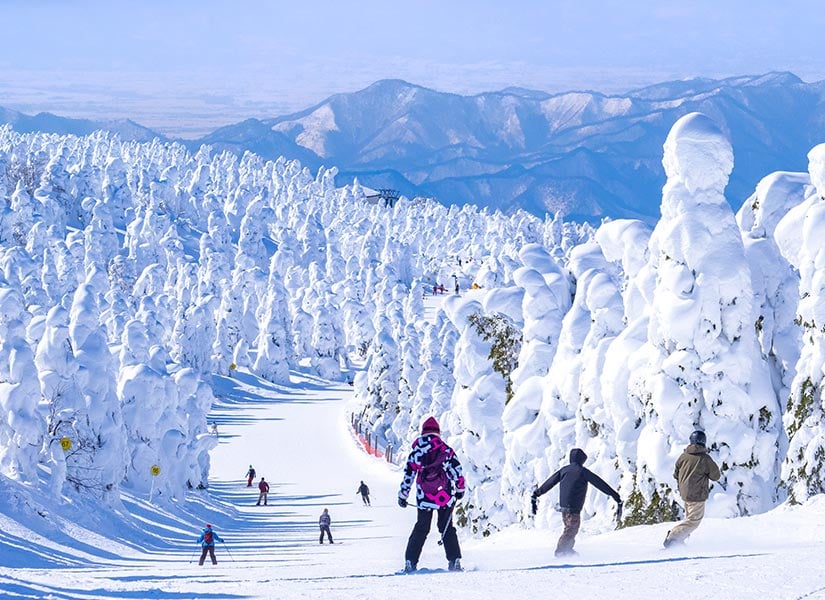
357;480;371;506
531;448;622;557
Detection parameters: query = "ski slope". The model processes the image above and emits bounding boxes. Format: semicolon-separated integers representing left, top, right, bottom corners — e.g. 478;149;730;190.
4;335;825;597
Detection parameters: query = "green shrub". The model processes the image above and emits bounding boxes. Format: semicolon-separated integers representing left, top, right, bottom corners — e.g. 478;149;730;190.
468;311;522;403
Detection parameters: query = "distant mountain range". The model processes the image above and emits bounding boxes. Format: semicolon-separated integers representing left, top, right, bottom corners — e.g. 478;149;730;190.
4;72;824;223
0;106;163;142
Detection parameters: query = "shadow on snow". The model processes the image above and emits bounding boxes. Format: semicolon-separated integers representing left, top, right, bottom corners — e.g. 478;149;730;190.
0;576;246;600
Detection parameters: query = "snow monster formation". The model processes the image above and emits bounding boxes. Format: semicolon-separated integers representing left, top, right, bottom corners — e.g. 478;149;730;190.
781;143;825;502
620;112;781;521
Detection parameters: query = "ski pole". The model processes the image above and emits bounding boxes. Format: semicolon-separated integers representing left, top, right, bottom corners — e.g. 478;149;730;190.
403;502;453;546
189;545;199;564
438;505;456;546
221;541;236;563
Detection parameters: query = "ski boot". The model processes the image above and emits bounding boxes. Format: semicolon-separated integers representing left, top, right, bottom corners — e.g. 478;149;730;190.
663;531;685;549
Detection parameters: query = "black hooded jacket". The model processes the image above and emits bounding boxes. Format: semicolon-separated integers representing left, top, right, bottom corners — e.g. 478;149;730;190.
534;448;620;513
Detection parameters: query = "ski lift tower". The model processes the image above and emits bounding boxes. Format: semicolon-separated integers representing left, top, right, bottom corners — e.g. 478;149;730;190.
365;188;400;208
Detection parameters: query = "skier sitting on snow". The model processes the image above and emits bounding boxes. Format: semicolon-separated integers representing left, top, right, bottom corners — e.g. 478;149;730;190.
398;416;465;573
531;448;622;557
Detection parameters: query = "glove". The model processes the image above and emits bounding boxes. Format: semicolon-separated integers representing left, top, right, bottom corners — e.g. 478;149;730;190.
530;493;539;516
454;490;464;501
398;497;408;508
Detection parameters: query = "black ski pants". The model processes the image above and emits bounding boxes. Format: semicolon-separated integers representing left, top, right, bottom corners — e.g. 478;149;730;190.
199;545;217;565
319;525;333;543
404;506;461;565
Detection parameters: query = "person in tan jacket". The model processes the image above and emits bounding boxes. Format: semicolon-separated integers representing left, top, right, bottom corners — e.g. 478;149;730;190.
664;430;721;547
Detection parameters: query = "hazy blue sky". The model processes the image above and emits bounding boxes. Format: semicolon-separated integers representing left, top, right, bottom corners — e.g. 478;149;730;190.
1;0;823;136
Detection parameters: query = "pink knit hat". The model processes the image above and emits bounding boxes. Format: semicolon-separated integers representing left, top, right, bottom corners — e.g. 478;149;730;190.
421;416;440;435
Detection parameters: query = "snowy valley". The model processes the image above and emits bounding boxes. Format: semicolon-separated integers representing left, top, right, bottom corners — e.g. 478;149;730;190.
2;107;825;599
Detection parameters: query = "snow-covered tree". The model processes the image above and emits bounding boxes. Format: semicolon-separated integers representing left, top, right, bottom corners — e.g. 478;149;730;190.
310;302;343;380
358;316;400;447
624;113;781;520
442;296;509;536
0;298;42;482
781;144;825;502
254;258;293;383
62;281;127;499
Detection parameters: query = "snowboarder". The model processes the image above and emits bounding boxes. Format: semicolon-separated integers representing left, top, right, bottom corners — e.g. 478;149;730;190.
398;416;465;573
246;465;256;487
531;448;622;557
319;508;334;544
357;480;371;505
256;477;270;506
664;430;721;548
197;523;224;566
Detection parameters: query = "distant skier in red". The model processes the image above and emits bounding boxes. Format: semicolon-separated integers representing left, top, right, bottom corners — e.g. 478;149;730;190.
256;477;270;506
246;465;256;487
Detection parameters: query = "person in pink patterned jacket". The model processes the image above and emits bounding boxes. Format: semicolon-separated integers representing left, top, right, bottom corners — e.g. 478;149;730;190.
398;416;466;573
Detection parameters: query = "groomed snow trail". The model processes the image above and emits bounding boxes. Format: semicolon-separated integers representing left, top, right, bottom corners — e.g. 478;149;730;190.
207;367;410;577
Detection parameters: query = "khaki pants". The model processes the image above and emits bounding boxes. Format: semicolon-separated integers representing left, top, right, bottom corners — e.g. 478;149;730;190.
555;512;581;556
669;500;705;543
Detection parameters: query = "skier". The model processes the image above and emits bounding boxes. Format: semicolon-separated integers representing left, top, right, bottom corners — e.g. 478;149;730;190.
319;508;334;544
398;416;465;573
357;480;371;505
210;422;218;436
256;477;270;506
246;465;256;487
531;448;622;557
197;523;224;566
664;430;721;548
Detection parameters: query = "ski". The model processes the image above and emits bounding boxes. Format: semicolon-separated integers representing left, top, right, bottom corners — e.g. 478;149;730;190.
394;566;471;575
